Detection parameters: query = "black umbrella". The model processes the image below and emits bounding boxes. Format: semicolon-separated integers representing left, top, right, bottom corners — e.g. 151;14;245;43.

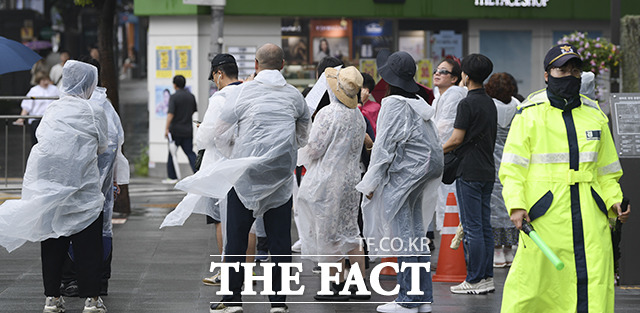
613;197;629;285
0;36;42;75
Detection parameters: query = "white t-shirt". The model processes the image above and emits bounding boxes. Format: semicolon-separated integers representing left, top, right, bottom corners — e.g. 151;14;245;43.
21;84;59;124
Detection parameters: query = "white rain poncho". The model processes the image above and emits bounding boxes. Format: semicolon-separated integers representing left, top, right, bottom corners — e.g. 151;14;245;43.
91;86;129;237
296;99;366;262
0;60;108;252
160;84;242;228
174;70;310;217
356;95;443;258
490;96;519;229
432;86;466;231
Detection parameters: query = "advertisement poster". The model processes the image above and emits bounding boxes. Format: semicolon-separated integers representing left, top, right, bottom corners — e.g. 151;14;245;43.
430;30;463;60
416;59;433;87
156;46;173;78
174;46;192;78
309;19;352;63
155;85;174;118
399;36;424;61
353;19;393;59
282;18;309;65
359;59;377;80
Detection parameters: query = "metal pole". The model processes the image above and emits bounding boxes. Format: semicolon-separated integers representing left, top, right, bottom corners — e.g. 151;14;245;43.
5;119;8;187
209;5;225;60
610;0;621;93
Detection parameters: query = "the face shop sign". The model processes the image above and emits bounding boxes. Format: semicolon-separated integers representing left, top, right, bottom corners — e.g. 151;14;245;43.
475;0;549;7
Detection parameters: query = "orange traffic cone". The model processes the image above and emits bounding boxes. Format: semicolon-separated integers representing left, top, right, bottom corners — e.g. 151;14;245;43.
432;192;467;282
379;257;398;276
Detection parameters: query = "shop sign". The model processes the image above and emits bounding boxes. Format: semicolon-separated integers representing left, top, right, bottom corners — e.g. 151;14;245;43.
475;0;549;7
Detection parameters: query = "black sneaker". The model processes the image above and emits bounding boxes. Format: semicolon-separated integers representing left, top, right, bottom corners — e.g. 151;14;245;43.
348;284;371;300
311;265;322;274
313;282;350;301
60;280;79;297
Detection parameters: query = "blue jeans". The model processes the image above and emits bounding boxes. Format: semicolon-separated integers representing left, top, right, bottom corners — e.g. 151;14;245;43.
167;136;197;179
396;256;432;308
455;178;494;283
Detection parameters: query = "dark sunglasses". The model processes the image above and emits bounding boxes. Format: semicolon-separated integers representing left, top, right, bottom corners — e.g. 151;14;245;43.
433;68;453;75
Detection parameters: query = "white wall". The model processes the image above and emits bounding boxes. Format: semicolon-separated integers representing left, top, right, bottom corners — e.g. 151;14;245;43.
147;15;280;177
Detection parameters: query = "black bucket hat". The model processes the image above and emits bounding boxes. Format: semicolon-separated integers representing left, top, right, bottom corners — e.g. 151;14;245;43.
377;50;419;93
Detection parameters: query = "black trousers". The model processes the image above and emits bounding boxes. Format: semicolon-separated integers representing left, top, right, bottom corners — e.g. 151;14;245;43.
41;213;103;298
223;188;291;307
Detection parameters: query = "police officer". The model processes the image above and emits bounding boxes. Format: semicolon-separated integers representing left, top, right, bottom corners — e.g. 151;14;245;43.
499;44;630;312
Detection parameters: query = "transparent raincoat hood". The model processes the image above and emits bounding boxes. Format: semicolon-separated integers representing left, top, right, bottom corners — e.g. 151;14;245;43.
60;60;98;99
0;63;108;252
356;95;443;258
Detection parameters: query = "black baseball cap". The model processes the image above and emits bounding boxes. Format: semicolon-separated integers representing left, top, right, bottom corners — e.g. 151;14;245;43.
209;53;236;80
544;44;582;71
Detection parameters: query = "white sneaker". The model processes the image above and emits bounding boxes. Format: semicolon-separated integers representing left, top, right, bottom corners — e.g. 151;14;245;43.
161;178;178;184
210;303;243;313
82;297;107;313
291;239;302;253
504;246;516;266
203;270;221;286
450;280;487;294
43;296;65;313
418;303;432;313
480;277;495;293
376;301;418;313
494;247;506;267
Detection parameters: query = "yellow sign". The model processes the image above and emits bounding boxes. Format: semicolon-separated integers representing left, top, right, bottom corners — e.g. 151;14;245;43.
416;59;433;88
359;59;377;80
156;46;172;78
174;46;192;78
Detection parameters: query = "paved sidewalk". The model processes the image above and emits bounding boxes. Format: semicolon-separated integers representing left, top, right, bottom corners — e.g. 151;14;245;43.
1;178;639;312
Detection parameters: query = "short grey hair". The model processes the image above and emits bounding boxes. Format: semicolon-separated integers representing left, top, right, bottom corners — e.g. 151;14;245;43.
255;44;284;70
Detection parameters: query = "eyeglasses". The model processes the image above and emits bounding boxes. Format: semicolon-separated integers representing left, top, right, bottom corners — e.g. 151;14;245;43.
433;68;453;76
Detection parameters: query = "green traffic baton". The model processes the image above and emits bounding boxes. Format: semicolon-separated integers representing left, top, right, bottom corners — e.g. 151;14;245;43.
521;220;565;271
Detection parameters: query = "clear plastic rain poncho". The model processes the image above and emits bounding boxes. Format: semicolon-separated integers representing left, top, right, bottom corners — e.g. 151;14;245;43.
296;95;366;262
356;95;443;258
432;85;466;230
91;86;129;237
0;60;108;252
490;96;519;229
173;70;310;217
160;84;242;229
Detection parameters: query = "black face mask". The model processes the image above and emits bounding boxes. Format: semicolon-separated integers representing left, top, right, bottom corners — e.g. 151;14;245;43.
547;75;581;100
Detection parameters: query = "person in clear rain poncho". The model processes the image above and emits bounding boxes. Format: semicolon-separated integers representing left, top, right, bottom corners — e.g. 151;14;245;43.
0;60;109;313
356;51;443;313
296;66;368;301
432;58;466;232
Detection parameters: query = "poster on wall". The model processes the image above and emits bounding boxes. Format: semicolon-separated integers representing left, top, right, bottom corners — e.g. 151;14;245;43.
282;18;309;65
156;46;173;78
353;19;393;59
174;46;192;78
155;85;174;118
359;59;377;80
416;59;433;87
399;36;424;61
430;30;463;60
309;19;352;63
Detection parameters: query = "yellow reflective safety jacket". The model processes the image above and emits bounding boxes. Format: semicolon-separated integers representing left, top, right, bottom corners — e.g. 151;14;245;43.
499;89;623;313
